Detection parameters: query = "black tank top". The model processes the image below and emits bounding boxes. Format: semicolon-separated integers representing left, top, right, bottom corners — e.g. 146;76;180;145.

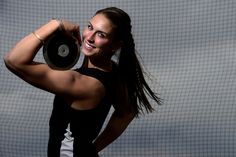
47;66;117;157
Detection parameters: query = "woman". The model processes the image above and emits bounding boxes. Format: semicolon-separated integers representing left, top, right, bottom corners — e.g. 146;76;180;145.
4;7;161;157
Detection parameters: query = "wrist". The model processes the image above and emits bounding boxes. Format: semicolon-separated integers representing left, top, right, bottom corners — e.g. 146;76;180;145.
33;19;60;42
32;31;44;45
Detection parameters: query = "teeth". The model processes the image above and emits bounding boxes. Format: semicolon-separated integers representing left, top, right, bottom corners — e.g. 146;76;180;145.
85;42;94;49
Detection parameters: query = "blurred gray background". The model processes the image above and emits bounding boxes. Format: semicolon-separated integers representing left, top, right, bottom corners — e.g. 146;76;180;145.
0;0;235;157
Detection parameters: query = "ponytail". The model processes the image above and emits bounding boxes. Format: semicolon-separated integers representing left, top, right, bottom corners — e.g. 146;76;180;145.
118;32;161;116
96;7;161;117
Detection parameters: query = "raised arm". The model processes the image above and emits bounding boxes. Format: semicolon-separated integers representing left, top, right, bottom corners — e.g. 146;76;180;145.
4;19;81;95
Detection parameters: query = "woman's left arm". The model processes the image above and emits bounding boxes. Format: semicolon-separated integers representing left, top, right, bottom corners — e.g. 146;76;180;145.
93;109;135;153
93;83;136;153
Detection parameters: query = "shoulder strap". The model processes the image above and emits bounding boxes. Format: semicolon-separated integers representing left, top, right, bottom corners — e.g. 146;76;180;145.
74;67;112;87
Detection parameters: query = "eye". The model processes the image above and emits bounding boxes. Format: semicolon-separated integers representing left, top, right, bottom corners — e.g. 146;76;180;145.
87;23;92;30
97;32;106;38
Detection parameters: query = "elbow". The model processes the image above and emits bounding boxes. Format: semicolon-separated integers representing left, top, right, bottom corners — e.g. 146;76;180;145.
123;107;137;121
117;109;136;123
4;53;12;68
3;52;21;72
4;53;15;70
126;111;136;122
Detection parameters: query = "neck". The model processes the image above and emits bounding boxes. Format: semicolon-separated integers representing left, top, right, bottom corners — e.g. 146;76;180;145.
83;56;113;72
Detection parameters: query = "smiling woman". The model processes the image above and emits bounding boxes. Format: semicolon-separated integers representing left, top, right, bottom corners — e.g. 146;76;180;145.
4;7;161;157
81;14;118;71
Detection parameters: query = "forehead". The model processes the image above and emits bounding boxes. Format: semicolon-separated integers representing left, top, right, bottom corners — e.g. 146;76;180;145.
90;14;114;34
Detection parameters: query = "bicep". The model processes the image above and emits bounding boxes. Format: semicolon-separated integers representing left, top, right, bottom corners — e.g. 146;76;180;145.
9;62;77;95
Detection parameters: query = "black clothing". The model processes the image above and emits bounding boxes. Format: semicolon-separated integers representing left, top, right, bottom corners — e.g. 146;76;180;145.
48;66;117;157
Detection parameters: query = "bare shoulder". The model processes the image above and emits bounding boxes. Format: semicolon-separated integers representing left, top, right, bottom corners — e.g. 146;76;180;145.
66;70;106;109
72;71;106;98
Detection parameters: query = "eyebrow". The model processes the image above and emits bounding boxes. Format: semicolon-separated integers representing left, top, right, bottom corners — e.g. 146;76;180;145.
87;21;109;36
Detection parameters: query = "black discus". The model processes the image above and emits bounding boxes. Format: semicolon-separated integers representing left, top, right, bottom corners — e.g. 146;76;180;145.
43;30;80;70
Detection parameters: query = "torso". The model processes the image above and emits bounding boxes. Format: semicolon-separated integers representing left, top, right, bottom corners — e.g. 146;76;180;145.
48;65;118;157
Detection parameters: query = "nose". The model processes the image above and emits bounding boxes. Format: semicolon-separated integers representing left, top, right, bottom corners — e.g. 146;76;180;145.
87;31;95;43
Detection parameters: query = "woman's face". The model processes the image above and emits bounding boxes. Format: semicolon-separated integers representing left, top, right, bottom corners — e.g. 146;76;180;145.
81;13;117;58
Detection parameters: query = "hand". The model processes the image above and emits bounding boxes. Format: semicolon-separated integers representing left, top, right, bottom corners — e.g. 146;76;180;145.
56;19;82;46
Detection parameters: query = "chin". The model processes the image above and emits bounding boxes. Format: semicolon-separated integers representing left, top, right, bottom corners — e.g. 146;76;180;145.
81;48;94;57
81;46;90;54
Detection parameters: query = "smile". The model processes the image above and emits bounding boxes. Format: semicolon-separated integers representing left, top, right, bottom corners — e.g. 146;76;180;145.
84;41;96;50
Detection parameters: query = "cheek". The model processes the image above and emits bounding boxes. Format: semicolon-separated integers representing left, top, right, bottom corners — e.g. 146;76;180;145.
82;30;89;41
96;39;111;48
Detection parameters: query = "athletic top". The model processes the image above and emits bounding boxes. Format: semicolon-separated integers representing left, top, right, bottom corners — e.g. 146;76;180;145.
47;65;118;157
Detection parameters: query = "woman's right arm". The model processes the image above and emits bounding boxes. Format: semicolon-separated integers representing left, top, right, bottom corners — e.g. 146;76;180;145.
4;19;82;95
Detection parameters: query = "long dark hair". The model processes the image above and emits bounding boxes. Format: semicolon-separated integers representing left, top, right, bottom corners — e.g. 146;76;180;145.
96;7;161;116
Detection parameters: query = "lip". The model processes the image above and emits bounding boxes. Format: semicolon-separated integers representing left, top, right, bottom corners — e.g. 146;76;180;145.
84;41;96;50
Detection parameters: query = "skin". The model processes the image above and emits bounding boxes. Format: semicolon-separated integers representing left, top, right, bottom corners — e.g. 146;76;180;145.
82;14;122;72
4;13;135;153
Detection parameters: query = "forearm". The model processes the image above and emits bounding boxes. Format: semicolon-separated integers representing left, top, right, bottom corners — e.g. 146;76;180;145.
4;20;60;69
93;111;135;153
